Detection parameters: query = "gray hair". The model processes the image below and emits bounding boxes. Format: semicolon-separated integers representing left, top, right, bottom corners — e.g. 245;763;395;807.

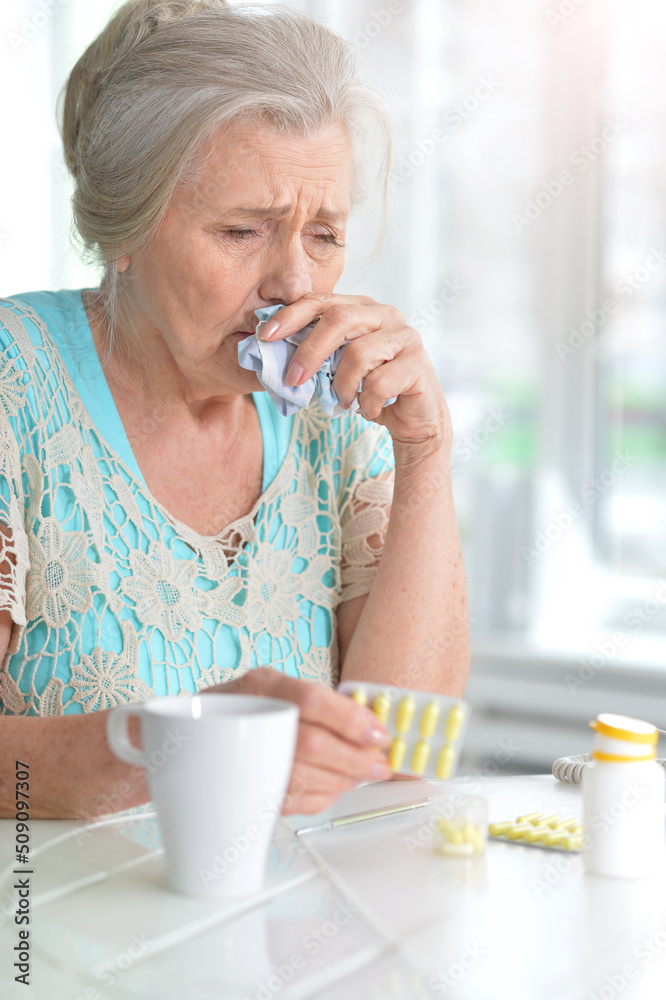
59;0;392;355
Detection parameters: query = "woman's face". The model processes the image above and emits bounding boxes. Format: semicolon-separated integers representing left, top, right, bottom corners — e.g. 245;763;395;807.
119;120;352;397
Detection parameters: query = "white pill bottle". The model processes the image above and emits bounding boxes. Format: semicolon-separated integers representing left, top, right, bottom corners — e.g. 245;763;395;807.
582;713;666;878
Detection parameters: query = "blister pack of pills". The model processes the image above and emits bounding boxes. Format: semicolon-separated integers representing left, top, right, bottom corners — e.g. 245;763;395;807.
488;811;584;852
337;682;469;780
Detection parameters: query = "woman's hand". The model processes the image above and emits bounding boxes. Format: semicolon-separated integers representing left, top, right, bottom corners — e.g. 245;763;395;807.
258;292;452;453
203;667;393;814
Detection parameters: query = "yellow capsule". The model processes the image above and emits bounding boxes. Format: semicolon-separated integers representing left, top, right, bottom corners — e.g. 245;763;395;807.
395;697;416;735
389;736;407;772
437;819;464;844
506;824;533;840
420;700;441;738
516;811;542;826
523;826;551;843
571;824;584;837
411;739;431;775
372;692;391;725
542;831;569;847
351;688;367;707
437;818;456;837
462;824;485;853
554;817;578;832
562;835;583;851
444;705;465;743
488;822;512;837
542;815;560;829
435;745;455;780
441;825;465;844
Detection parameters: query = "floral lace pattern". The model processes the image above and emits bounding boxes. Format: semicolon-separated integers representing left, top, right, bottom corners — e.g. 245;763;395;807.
0;296;395;716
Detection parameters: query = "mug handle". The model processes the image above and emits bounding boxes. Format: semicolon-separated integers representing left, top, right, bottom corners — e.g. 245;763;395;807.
106;703;146;767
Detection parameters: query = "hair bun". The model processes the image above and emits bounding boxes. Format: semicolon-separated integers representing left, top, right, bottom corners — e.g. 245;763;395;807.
60;0;228;178
57;0;390;345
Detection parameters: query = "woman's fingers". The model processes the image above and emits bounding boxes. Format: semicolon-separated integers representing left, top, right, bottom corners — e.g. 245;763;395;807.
260;296;427;420
205;669;395;817
285;305;397;388
282;792;351;816
295;722;393;782
258;291;376;343
252;290;451;447
239;668;391;749
286;760;358;802
281;760;383;816
258;297;398;385
332;331;422;412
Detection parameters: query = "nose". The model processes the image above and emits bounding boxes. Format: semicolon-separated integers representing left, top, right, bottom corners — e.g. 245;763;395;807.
257;237;313;306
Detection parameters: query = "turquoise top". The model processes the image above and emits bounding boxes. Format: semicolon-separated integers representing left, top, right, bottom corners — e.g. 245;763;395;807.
40;291;293;500
0;290;394;715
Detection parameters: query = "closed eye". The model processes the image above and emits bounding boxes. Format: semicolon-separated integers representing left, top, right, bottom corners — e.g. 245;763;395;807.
222;228;345;248
316;232;346;248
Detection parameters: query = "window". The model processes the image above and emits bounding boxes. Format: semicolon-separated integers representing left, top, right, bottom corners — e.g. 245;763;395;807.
597;0;666;616
308;0;666;660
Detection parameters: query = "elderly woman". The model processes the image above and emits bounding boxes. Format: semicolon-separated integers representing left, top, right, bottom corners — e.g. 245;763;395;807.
0;0;468;819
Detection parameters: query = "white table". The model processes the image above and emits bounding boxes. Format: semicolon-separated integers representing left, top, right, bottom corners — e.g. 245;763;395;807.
2;775;666;1000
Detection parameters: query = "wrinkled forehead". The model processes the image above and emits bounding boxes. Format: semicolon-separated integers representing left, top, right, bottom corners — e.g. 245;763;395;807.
180;119;353;221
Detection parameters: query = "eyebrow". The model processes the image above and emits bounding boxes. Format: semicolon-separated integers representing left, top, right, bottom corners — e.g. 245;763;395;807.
222;206;348;223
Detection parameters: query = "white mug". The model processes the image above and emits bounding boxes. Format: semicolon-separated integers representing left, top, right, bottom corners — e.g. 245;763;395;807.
107;694;299;898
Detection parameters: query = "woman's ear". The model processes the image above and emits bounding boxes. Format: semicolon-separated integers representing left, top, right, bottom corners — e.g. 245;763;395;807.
116;254;131;273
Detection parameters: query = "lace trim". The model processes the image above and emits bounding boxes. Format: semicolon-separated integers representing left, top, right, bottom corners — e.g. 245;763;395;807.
340;474;394;602
0;297;395;714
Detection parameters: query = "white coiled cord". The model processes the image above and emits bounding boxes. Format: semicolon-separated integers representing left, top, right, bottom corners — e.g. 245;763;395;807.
553;754;666;785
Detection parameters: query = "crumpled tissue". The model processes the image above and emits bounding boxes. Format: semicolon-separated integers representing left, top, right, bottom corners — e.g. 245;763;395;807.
237;303;396;418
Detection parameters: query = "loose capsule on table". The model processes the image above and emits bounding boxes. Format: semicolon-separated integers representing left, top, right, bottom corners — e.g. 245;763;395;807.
488;822;512;837
554;817;578;832
488;811;585;852
523;826;551;843
506;824;533;840
516;811;542;825
542;831;569;848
